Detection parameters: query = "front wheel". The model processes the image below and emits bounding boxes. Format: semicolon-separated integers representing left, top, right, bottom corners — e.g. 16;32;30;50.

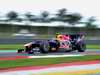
40;41;49;53
17;49;24;53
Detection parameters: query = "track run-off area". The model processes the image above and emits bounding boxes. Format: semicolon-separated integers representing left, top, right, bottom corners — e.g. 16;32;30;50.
0;49;100;75
0;49;100;59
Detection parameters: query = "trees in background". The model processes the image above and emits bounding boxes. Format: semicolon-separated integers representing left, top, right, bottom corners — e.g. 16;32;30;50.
6;11;18;21
0;8;98;28
52;8;82;26
56;8;67;21
66;13;82;25
85;16;97;28
40;11;50;22
6;11;23;22
24;12;36;22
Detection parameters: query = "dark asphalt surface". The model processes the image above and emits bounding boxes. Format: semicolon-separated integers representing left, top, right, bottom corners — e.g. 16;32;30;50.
0;49;100;57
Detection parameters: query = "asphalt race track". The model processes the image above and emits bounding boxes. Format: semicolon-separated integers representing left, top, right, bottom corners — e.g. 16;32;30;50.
0;49;100;57
0;49;100;75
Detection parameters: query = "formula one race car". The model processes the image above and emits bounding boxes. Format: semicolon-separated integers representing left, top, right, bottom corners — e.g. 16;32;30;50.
17;33;86;54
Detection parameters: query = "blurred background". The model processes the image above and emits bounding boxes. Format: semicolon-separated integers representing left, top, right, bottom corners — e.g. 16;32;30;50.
0;0;100;45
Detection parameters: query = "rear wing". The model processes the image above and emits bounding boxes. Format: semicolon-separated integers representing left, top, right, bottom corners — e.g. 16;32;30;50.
69;34;85;40
56;33;85;41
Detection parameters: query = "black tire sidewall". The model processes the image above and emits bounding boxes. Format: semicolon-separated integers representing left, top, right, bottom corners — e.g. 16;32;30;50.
77;43;86;52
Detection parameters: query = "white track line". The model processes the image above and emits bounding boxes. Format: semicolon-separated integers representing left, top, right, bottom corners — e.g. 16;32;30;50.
28;54;84;58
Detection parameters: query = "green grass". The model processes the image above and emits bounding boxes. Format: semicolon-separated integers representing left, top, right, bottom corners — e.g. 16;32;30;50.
86;45;100;49
0;44;24;50
0;55;100;69
0;44;100;50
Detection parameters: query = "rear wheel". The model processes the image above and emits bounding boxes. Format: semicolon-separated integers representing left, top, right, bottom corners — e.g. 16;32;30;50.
77;43;86;52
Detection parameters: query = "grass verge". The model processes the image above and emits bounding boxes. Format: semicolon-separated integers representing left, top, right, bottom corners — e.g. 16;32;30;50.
0;55;100;69
0;44;24;50
86;45;100;49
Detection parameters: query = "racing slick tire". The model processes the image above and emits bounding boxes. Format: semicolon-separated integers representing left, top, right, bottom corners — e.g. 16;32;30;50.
40;41;49;53
77;43;86;52
17;49;24;53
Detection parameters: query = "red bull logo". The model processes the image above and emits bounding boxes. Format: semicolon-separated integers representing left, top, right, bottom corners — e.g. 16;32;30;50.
56;35;70;41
